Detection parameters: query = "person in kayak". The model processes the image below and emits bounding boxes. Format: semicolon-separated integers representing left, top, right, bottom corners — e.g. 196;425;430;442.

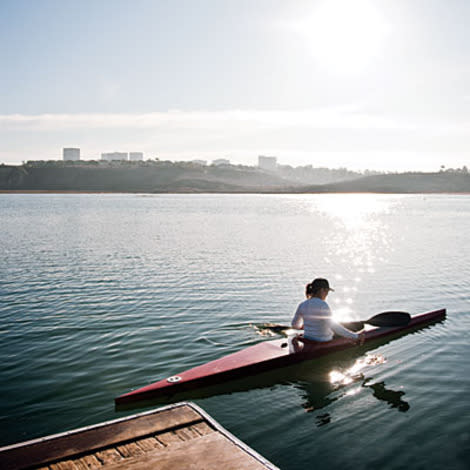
291;278;365;344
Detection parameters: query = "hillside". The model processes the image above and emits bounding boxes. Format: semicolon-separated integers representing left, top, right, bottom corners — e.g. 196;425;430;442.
298;172;470;193
0;161;297;193
0;163;469;193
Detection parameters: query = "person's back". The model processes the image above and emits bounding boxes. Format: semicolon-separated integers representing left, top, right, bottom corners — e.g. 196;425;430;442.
291;278;361;343
292;296;335;341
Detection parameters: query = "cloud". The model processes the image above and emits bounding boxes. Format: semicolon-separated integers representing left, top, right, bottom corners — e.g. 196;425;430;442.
0;107;452;134
1;108;469;170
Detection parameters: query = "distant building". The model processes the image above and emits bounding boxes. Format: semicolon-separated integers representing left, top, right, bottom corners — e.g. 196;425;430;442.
101;152;128;161
63;148;80;161
191;159;207;166
212;158;230;166
129;152;144;161
258;155;277;171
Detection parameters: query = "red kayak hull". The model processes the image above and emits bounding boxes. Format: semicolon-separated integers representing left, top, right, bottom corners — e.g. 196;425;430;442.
115;308;446;405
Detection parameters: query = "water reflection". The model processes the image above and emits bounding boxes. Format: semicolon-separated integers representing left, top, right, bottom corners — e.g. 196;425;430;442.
363;379;410;412
329;354;387;385
299;378;410;427
299;354;410;425
315;413;332;427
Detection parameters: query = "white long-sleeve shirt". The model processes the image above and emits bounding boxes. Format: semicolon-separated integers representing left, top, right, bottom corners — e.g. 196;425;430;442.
291;297;359;342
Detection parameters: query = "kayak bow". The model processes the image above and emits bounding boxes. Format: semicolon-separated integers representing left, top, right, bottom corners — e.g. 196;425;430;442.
115;308;445;405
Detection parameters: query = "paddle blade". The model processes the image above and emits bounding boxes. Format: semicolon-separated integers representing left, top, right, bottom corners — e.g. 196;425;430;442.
341;321;365;332
366;311;411;327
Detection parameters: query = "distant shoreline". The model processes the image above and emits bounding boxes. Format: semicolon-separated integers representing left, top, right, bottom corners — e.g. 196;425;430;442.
0;190;117;194
1;163;469;193
1;189;470;195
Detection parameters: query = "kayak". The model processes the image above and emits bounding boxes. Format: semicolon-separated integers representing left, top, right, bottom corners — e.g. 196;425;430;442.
115;308;445;405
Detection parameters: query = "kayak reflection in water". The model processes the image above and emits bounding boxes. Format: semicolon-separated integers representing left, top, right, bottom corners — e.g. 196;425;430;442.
291;278;365;346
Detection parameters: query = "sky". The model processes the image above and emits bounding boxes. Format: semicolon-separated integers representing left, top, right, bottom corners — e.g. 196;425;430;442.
1;0;469;171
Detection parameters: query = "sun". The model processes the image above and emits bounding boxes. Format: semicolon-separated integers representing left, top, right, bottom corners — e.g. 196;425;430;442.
291;0;390;75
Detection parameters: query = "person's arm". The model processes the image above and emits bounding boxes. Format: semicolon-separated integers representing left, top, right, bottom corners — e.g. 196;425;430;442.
330;320;360;341
291;305;304;330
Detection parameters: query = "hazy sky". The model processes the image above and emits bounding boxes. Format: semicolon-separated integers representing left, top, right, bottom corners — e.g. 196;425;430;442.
1;0;469;170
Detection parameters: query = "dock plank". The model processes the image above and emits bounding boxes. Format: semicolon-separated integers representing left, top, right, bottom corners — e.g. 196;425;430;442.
76;454;102;469
115;442;144;459
49;461;78;470
134;437;162;452
101;432;270;470
156;430;184;446
95;448;123;465
70;457;99;470
175;426;200;440
192;421;213;436
0;404;202;470
0;403;278;470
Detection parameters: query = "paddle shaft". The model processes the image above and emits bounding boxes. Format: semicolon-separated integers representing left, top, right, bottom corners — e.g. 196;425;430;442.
268;311;411;333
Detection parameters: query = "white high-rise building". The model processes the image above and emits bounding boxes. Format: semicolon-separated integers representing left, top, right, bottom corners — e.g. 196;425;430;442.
129;152;144;161
101;152;128;161
63;148;80;161
212;158;230;166
258;155;277;171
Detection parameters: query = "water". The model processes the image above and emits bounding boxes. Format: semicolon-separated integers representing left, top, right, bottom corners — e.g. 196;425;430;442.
0;193;469;469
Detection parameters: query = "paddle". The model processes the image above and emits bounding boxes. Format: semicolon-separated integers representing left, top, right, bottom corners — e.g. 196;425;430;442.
341;311;411;331
262;311;411;335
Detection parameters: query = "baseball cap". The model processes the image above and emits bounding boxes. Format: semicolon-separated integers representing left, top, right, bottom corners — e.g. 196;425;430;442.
311;278;335;292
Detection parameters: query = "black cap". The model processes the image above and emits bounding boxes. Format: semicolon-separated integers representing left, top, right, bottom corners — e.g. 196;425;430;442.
311;278;335;292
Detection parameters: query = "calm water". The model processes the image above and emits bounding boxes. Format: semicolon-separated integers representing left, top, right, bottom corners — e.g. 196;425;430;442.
0;193;469;469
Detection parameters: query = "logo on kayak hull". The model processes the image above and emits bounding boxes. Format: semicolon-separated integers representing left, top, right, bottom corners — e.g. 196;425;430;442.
167;375;182;383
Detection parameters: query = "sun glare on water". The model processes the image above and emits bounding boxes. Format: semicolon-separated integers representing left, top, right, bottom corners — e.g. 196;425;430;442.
291;0;390;74
302;194;398;321
312;194;392;230
329;355;386;386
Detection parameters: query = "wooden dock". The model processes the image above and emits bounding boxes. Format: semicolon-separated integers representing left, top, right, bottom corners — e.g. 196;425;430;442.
0;402;278;470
